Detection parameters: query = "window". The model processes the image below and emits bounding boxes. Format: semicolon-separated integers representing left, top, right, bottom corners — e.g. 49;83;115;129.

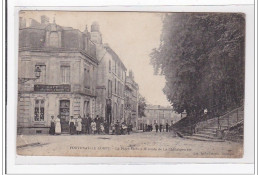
35;65;46;84
114;79;117;94
117;81;120;96
60;66;70;84
121;104;124;119
109;60;111;73
108;80;112;98
34;100;45;121
84;67;91;89
49;32;59;47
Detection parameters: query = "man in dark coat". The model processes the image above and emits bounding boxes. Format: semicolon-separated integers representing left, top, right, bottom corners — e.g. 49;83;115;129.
155;123;158;132
87;114;92;134
95;115;101;134
166;122;169;132
49;116;55;135
115;120;120;135
159;124;162;132
82;115;88;134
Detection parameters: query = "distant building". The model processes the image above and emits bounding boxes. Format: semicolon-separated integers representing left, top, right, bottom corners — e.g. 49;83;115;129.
18;16;98;134
124;70;139;130
91;22;127;127
139;105;184;130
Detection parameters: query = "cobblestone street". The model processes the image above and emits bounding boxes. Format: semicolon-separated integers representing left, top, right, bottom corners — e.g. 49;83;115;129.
17;131;243;158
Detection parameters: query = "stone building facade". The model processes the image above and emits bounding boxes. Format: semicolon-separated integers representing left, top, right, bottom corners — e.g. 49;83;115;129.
17;16;98;134
138;105;184;130
124;70;139;130
90;22;127;126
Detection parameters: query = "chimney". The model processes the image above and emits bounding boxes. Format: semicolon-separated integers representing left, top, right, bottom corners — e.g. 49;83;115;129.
41;15;49;25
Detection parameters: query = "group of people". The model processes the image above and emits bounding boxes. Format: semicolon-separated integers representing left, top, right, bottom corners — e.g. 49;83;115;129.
49;115;61;135
142;123;171;133
111;120;133;135
155;123;170;132
68;114;107;135
49;115;133;135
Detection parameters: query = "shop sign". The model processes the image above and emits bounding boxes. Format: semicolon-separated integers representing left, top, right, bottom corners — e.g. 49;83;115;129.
34;84;71;92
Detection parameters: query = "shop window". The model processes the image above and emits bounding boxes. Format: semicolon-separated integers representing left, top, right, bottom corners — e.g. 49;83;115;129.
34;100;45;121
60;66;70;84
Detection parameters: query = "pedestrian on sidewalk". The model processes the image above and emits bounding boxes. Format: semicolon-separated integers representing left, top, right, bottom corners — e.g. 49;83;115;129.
87;114;91;134
91;120;97;134
155;123;158;132
76;116;82;135
55;115;61;135
49;116;55;135
159;124;162;132
115;120;120;135
100;123;105;134
82;115;87;134
69;116;76;135
166;122;169;132
95;115;101;134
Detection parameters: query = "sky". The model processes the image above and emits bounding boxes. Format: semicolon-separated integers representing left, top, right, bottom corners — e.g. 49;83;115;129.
20;11;171;106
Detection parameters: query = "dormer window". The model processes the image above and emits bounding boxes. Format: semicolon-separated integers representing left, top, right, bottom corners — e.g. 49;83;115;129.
49;32;59;47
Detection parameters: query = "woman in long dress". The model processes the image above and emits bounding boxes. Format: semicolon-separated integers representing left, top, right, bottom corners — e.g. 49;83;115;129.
55;115;61;135
49;116;55;135
69;116;76;135
76;116;82;135
91;121;96;134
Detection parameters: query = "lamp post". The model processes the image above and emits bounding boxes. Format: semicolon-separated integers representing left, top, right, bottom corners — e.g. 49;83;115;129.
18;66;41;84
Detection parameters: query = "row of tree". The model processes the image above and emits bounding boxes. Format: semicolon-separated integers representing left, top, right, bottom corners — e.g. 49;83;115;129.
150;13;245;117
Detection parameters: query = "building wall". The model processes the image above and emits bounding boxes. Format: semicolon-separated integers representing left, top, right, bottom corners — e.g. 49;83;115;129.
140;106;184;130
124;72;139;129
18;19;98;134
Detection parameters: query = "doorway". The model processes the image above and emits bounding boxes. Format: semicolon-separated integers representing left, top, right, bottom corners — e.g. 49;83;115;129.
59;100;70;133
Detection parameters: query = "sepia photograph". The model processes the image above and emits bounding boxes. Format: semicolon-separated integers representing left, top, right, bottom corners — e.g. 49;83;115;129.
16;11;245;158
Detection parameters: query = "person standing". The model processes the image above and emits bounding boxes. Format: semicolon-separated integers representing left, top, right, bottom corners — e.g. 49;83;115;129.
76;116;82;135
55;115;61;135
155;123;158;132
166;122;169;132
95;115;101;134
100;123;105;134
82;115;87;134
69;116;76;135
91;120;96;134
49;116;55;135
87;114;91;134
159;123;162;132
115;120;120;135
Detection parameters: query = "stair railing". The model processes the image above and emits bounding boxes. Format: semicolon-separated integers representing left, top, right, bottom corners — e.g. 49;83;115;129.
218;106;243;130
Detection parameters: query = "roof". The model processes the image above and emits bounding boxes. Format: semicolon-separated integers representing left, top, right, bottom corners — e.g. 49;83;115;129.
104;45;127;71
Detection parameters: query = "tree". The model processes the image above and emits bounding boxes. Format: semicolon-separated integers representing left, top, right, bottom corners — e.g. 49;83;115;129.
150;13;245;117
138;96;147;118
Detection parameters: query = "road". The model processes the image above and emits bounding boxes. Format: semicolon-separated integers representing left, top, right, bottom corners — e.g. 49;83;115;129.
17;131;243;158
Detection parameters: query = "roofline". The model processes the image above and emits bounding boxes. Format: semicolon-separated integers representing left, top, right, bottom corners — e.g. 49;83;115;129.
19;47;99;64
104;45;127;71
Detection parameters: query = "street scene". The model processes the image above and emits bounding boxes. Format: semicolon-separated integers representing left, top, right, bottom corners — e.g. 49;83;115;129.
17;11;245;158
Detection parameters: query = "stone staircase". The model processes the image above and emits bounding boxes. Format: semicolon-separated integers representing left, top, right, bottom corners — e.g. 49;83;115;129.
184;106;244;142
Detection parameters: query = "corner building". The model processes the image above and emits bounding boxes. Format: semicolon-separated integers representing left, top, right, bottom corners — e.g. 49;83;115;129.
17;17;98;134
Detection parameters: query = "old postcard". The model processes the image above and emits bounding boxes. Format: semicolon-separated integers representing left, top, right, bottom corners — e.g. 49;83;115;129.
17;11;245;158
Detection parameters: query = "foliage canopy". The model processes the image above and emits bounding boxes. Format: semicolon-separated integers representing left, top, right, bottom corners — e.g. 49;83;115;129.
150;13;245;116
